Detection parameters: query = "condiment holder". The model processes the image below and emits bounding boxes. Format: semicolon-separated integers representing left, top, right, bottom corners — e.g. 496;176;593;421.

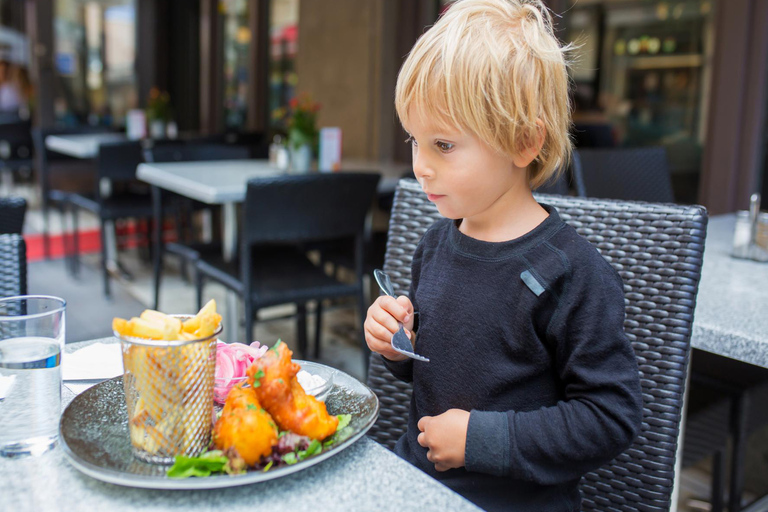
732;193;768;262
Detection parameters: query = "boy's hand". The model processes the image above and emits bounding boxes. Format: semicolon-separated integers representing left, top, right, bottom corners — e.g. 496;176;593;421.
417;409;470;472
364;295;414;362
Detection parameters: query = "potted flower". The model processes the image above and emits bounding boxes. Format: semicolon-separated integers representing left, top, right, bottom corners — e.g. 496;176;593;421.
146;87;172;139
284;93;320;173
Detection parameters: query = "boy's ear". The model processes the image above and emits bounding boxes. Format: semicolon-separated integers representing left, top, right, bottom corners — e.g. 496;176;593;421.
512;119;546;169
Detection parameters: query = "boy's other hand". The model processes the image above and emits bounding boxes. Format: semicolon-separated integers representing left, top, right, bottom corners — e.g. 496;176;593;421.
417;409;470;472
364;295;414;362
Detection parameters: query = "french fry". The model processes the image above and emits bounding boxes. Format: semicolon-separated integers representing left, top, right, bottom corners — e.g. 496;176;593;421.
112;317;132;338
182;299;217;334
194;313;220;339
130;317;174;340
140;310;182;334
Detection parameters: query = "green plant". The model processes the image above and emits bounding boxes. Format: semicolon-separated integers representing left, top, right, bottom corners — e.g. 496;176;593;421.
282;93;321;151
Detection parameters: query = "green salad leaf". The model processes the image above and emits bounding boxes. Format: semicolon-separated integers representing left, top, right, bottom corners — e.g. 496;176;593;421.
167;450;229;479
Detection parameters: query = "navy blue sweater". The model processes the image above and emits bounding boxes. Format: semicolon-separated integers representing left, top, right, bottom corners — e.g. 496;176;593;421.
383;205;643;511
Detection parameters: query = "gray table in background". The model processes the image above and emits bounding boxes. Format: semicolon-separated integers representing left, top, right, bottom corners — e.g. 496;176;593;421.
44;133;128;159
691;214;768;367
0;339;480;512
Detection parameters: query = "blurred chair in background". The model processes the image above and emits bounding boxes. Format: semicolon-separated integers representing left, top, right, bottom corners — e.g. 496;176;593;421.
0;233;26;297
0;120;33;192
68;141;153;297
195;173;380;372
535;152;587;197
147;144;250;310
32;125;114;259
0;196;26;234
576;147;675;203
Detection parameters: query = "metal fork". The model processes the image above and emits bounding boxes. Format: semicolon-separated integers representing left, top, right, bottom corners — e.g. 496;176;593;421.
373;269;429;362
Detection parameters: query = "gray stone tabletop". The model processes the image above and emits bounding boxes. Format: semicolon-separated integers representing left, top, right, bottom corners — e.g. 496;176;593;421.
1;339;480;512
45;133;128;159
691;214;768;368
137;159;404;204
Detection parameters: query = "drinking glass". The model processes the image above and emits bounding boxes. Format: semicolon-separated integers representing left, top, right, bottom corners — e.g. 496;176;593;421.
0;296;66;458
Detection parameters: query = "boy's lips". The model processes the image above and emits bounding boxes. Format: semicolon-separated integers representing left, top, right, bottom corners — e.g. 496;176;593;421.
426;193;445;201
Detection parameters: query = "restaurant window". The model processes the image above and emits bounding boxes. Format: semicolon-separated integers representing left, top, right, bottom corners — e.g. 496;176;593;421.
53;0;138;126
268;0;298;136
565;0;716;204
221;0;250;128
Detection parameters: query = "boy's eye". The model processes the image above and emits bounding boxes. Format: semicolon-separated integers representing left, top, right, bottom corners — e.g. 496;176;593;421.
404;135;418;147
435;141;454;152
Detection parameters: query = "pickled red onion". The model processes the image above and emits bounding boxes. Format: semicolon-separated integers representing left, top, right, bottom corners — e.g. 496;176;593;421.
214;341;268;403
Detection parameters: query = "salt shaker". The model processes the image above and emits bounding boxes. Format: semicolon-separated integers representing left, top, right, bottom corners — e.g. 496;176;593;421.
732;193;768;262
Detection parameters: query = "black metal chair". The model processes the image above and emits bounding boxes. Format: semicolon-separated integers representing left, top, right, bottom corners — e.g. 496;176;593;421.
194;173;380;371
0;196;26;234
0;120;34;188
367;178;708;512
536;152;587;197
147;144;250;310
577;147;675;203
0;233;26;297
68;140;154;297
32;125;113;259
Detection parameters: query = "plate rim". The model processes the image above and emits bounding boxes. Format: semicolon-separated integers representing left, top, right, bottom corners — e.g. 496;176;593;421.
59;362;379;490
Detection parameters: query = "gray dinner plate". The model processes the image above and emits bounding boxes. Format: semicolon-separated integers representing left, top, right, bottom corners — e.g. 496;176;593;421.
59;361;379;489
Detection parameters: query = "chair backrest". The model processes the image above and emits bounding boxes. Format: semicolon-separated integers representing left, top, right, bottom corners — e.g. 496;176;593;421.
577;147;675;203
0;234;27;297
96;140;145;183
0;197;26;234
0;120;33;164
535;152;587;197
367;178;708;512
242;173;380;246
149;143;249;163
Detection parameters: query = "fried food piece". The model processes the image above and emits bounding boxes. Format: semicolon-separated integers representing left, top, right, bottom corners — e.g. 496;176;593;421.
247;342;338;440
213;385;279;466
112;300;221;341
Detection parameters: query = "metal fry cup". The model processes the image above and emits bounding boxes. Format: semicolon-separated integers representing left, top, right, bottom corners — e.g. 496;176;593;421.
114;316;221;465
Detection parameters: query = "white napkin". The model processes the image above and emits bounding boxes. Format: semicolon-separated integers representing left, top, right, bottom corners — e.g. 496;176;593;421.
63;343;124;394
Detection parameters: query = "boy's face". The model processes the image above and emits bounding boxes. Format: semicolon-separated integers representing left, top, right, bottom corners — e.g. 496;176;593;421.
403;109;529;225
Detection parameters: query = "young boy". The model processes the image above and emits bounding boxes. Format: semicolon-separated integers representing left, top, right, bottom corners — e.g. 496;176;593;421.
364;1;643;510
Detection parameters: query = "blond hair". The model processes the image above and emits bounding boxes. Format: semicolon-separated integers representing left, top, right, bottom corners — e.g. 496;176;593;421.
395;0;572;188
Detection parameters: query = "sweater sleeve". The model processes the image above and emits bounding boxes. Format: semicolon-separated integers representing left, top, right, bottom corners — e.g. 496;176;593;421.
382;233;426;383
464;259;643;484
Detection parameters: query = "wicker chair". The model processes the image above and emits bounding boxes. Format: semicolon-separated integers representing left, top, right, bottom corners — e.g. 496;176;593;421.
577;147;675;203
0;196;27;234
0;234;27;297
367;178;708;512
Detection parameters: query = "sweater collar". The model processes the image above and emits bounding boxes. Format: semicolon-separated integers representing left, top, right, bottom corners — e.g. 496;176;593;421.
448;203;562;260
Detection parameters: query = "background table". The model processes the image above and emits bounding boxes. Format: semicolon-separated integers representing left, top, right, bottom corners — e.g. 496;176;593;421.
45;133;128;159
691;213;768;366
0;338;481;512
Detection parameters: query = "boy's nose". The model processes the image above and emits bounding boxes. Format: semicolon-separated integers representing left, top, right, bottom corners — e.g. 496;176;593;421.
412;152;434;181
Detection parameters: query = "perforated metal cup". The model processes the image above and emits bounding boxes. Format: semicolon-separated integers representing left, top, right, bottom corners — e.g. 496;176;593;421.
115;316;222;465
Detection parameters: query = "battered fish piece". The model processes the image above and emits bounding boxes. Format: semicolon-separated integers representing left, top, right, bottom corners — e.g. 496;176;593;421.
213;384;278;466
247;341;339;440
